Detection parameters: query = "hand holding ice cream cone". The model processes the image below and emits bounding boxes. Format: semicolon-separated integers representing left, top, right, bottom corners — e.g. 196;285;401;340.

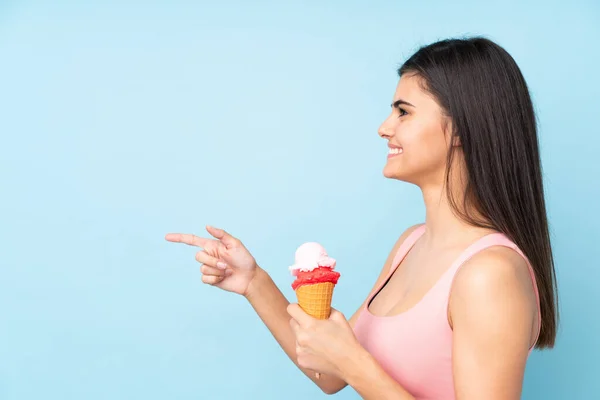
287;303;362;381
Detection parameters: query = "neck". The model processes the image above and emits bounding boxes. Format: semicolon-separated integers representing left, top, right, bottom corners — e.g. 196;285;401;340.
419;182;489;248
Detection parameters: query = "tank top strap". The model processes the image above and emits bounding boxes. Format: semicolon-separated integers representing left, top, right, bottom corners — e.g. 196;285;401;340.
440;232;542;349
389;224;427;274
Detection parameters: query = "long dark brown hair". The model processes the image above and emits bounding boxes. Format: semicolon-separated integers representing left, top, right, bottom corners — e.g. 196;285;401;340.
399;37;558;348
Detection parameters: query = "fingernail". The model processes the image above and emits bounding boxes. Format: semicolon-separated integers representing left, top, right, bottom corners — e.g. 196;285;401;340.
216;261;227;269
225;269;233;276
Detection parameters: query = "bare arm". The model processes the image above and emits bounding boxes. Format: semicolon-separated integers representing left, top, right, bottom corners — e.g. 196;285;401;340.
449;247;539;399
244;224;423;395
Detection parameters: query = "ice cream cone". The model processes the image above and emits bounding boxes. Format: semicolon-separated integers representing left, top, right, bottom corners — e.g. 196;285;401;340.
295;281;335;319
289;242;340;319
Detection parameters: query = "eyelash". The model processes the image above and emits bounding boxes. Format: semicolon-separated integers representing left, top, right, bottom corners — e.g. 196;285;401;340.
397;107;408;118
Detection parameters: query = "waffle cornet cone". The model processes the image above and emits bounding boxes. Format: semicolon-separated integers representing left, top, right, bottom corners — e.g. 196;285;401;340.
295;282;335;319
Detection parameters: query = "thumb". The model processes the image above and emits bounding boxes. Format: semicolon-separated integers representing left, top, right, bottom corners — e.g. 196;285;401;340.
206;225;239;248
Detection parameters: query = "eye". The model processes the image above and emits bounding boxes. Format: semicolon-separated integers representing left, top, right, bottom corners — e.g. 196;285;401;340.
397;107;408;118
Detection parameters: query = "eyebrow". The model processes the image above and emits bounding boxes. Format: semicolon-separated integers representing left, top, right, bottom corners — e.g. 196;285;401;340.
391;99;415;108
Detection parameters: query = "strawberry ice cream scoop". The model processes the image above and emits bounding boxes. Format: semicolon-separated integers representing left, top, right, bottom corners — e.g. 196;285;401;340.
291;267;340;290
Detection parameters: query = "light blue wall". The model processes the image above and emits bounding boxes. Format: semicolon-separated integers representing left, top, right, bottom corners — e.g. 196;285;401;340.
1;1;598;399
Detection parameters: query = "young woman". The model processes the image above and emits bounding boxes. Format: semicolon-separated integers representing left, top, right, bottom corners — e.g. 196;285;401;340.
166;37;558;399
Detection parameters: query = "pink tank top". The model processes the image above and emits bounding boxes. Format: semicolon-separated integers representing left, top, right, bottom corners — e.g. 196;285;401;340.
352;224;541;399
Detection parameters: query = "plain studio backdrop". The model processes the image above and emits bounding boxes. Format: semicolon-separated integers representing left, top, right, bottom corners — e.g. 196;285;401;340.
1;1;598;399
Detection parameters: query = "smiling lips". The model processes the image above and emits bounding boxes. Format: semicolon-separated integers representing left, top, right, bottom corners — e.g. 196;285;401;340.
388;145;403;159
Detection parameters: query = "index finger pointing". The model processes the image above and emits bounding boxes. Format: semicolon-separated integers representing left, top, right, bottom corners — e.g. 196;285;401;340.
165;233;208;248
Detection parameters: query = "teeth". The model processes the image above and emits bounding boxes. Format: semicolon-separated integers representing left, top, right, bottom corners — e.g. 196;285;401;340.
388;148;403;154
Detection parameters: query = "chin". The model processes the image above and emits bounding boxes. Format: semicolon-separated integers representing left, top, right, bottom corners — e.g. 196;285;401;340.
383;164;418;184
383;166;404;180
383;156;405;179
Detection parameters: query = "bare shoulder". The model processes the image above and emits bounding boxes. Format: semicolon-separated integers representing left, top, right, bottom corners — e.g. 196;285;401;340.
449;246;537;340
453;246;534;301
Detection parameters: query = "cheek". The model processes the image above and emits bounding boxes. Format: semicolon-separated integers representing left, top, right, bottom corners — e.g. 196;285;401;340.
401;118;446;159
384;121;449;179
407;133;448;164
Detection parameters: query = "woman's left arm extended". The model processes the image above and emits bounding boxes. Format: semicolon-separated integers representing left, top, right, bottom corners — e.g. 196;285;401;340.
287;247;537;400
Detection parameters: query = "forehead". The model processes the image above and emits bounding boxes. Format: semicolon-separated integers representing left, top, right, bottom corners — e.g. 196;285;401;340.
393;73;427;102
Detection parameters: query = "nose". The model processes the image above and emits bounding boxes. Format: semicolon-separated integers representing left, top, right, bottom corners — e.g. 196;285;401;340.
378;119;394;139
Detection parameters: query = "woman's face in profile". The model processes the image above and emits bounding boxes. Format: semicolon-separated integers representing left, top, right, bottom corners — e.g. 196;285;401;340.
378;73;456;186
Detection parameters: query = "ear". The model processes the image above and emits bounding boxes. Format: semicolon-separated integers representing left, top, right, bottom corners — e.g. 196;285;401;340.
442;118;460;147
452;135;462;147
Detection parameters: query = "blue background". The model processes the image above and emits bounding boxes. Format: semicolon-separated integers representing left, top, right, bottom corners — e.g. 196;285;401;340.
1;1;598;399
